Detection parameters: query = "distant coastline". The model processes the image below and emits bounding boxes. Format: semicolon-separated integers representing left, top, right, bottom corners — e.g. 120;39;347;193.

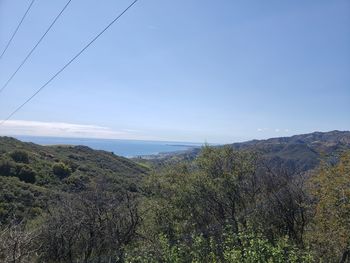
12;135;203;158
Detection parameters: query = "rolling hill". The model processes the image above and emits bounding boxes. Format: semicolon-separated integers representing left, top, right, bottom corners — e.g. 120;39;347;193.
0;136;149;223
146;130;350;172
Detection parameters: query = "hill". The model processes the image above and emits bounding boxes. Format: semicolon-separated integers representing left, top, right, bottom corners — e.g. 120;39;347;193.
228;130;350;172
144;130;350;172
1;133;349;262
0;136;149;223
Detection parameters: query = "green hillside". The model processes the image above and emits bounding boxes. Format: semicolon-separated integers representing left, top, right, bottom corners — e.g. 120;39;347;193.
145;130;350;172
0;136;148;224
1;133;350;262
0;136;148;184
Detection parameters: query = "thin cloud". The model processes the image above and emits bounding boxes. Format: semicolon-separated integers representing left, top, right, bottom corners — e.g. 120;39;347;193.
257;128;269;132
0;120;147;140
258;128;290;133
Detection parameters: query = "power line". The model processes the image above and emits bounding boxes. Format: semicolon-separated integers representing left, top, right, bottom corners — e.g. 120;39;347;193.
0;0;36;60
0;0;139;126
0;0;72;95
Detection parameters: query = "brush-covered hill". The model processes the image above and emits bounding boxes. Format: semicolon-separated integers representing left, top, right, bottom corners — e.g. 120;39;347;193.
0;136;149;223
227;130;350;172
0;136;148;184
145;130;350;172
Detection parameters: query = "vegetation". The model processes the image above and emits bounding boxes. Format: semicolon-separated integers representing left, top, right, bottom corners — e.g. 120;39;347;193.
9;150;29;164
0;133;350;262
52;162;71;179
309;152;350;261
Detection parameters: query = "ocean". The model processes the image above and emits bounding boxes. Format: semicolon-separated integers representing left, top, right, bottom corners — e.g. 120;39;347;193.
14;136;203;158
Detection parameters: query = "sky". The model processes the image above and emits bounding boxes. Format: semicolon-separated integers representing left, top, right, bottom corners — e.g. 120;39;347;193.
0;0;349;143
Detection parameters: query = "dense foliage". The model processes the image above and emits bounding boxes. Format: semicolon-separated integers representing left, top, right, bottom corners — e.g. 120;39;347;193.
0;135;350;262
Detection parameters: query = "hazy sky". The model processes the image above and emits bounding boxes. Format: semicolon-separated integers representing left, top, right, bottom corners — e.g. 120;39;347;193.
0;0;349;143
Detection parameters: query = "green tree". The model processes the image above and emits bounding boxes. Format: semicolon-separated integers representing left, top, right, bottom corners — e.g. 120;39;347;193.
311;151;350;262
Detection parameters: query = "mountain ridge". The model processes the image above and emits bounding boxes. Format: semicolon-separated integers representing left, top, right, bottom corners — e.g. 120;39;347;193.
146;130;350;172
231;130;350;147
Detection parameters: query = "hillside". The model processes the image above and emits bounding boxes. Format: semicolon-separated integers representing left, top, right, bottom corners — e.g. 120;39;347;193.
1;133;350;262
0;136;148;182
0;136;149;223
145;130;350;172
228;130;350;171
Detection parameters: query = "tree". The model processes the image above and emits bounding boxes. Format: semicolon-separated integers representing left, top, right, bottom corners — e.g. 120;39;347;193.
38;176;140;263
0;220;39;263
255;163;310;245
141;147;268;260
311;151;350;262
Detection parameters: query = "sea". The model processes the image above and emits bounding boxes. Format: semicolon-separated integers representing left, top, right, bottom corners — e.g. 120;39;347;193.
14;136;203;158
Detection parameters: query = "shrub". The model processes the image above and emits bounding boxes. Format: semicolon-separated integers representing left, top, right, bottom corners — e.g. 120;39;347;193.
52;162;71;180
9;150;29;163
17;165;36;184
0;159;15;176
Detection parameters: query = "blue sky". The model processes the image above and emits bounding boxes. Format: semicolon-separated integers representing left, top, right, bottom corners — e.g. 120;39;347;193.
0;0;349;143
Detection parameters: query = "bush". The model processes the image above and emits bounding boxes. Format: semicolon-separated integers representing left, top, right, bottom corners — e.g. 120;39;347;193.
9;150;29;163
125;230;314;263
52;162;71;179
17;165;36;184
0;159;36;183
0;159;15;176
